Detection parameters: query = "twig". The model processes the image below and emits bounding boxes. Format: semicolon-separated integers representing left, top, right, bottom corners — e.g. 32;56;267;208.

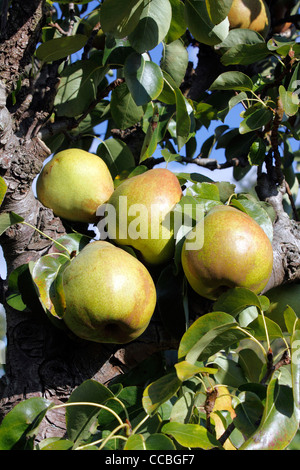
204;388;218;434
48;22;68;36
142;154;241;170
260;349;291;385
218;422;235;446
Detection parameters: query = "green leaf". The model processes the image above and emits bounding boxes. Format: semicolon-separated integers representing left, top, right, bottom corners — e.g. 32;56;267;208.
139;105;160;162
110;81;144;129
239;373;299;450
97;385;144;430
142;372;182;416
97;138;135;179
29;255;69;319
54;59;108;118
205;0;233;25
247;315;283;341
0;211;24;236
279;85;299;117
128;0;172;53
210;71;253;92
100;0;145;39
161;422;222;449
184;0;229;46
221;43;269;66
52;233;90;257
213;287;263;317
211;355;247;388
0;397;51;450
240;107;273;134
187;181;220;201
39;439;74;450
66;379;114;444
233;391;265;439
248;138;266;166
0;176;7;206
178;311;249;365
103;36;135;68
160;39;189;87
125;433;176;450
36;35;88;62
230;197;273;242
174;87;191;150
175;361;218;382
6;264;43;313
165;0;187;43
124;53;164;106
238;349;264;383
219;28;265;49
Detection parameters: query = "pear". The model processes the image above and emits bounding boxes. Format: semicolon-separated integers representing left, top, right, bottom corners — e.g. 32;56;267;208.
228;0;271;38
265;283;300;330
36;148;114;223
181;205;273;300
60;241;157;344
103;168;183;265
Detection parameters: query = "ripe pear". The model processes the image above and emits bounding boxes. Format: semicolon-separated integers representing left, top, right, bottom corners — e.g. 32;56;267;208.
265;283;300;330
36;148;114;223
181;205;273;300
104;168;183;265
60;241;157;344
228;0;271;38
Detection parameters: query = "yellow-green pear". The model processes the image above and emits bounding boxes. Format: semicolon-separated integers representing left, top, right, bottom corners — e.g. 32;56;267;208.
36;148;114;223
228;0;271;38
181;205;273;300
104;168;183;265
60;241;157;344
265;283;300;330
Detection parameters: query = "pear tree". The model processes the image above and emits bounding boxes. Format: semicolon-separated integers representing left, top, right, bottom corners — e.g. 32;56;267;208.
0;0;300;451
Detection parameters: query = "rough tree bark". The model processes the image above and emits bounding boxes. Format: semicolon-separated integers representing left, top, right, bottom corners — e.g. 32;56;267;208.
0;0;299;441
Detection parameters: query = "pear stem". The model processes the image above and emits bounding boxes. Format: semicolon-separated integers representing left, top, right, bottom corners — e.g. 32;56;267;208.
236;326;267;359
52;401;124;426
259;308;271;351
22;221;72;256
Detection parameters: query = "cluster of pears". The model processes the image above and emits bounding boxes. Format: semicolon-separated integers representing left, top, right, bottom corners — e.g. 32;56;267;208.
36;148;274;344
36;148;183;344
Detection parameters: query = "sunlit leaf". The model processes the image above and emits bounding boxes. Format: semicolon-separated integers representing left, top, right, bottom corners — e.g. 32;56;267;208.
210;71;253;92
161;422;222;449
142;372;182;416
175;360;218;382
